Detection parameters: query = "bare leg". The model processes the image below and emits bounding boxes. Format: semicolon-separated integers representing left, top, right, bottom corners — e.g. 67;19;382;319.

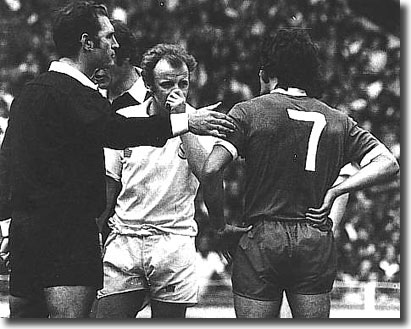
233;294;282;318
150;300;187;318
9;294;48;318
95;290;146;318
286;291;330;318
43;286;96;318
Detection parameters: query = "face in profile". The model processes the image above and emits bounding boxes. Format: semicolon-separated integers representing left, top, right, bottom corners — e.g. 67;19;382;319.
93;15;118;69
150;58;189;113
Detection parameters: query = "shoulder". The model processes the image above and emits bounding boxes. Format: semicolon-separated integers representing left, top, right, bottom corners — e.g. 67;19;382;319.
229;94;277;116
29;71;98;100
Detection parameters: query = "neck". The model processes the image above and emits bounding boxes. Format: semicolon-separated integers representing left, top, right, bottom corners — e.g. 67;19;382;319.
110;66;139;100
61;55;96;80
259;76;278;95
59;57;85;74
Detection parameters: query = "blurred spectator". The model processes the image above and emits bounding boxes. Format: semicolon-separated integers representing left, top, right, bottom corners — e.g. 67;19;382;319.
379;244;400;282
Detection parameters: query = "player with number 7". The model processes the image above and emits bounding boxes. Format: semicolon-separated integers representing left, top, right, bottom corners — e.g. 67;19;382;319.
200;28;399;319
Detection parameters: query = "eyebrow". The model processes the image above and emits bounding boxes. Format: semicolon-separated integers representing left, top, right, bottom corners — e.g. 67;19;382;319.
157;73;189;79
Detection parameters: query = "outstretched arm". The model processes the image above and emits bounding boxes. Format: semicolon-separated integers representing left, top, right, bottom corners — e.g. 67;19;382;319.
167;90;236;139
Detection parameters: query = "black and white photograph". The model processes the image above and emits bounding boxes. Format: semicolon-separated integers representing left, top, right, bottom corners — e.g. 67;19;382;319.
0;0;402;321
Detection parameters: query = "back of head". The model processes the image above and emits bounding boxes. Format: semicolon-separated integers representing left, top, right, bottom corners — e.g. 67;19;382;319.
260;29;323;97
140;43;197;88
111;20;139;66
52;0;108;59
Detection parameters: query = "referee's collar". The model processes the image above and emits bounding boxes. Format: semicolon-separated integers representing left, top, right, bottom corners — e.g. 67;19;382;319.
49;60;98;90
270;87;307;97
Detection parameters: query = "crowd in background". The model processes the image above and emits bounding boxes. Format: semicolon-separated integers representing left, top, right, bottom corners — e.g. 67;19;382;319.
0;0;400;285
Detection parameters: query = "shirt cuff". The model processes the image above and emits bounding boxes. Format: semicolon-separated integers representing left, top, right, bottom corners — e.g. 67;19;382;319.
170;113;189;136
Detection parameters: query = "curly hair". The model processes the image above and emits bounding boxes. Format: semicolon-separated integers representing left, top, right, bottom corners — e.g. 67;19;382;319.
141;43;197;89
260;29;323;97
111;20;139;66
52;0;108;58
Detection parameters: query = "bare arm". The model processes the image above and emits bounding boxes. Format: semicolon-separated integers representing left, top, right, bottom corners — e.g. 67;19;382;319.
96;176;121;237
201;145;251;262
328;174;350;234
180;133;211;180
201;145;251;233
201;145;233;229
306;146;399;222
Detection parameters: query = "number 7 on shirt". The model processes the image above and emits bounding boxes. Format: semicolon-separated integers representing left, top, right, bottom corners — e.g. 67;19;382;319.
287;109;326;172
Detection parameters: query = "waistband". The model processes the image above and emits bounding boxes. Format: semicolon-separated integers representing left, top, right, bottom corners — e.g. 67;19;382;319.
109;215;167;237
248;214;333;232
247;214;308;224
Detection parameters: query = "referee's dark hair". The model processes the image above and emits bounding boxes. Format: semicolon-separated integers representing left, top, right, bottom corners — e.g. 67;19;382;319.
111;20;139;66
260;29;323;97
53;0;108;58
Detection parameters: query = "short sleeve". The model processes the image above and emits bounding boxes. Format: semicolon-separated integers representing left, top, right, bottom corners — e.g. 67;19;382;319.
344;117;382;165
223;103;249;157
104;147;123;181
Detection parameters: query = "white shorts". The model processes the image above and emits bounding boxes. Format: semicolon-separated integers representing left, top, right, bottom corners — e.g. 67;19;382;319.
97;230;198;305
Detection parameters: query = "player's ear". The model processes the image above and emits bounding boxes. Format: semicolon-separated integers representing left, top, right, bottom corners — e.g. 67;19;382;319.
259;69;270;83
259;69;271;95
80;33;94;51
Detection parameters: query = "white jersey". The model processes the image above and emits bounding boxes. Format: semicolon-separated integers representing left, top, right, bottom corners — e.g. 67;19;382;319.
105;99;215;236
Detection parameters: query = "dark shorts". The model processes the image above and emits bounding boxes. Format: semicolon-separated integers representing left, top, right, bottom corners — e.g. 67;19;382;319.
9;210;103;299
232;219;337;301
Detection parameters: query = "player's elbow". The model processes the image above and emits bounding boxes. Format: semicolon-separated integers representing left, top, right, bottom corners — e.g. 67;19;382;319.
378;153;400;179
388;156;400;177
201;161;222;185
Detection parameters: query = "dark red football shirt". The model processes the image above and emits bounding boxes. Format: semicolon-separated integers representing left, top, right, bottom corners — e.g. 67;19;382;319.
225;91;381;223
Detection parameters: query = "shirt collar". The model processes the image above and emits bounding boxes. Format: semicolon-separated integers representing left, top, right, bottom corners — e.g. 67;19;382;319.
127;75;148;104
48;61;98;90
270;87;307;97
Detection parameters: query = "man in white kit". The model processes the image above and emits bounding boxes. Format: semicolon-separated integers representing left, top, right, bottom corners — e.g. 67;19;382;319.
94;43;242;318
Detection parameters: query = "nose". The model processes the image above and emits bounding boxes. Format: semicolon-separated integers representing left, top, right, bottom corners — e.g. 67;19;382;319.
170;87;182;94
112;36;119;49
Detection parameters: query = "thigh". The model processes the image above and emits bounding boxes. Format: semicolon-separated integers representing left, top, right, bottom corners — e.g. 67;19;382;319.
95;290;147;318
233;294;282;319
44;285;96;318
286;291;330;318
151;300;187;318
9;294;48;318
